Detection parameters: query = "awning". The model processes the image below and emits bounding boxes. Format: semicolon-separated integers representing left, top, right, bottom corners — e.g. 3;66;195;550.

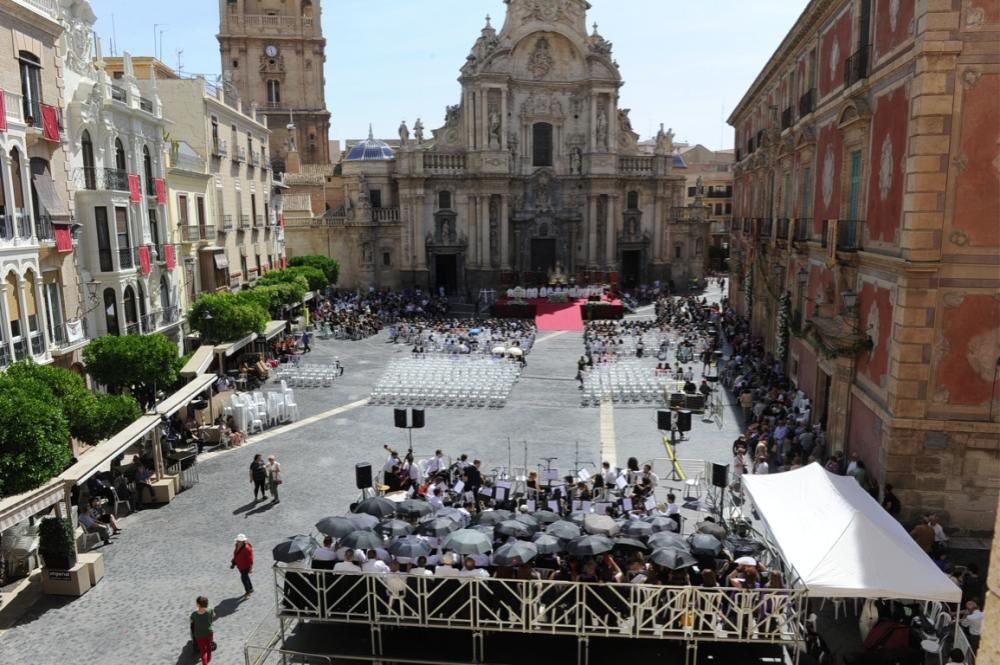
262;320;287;341
60;415;161;485
213;253;229;270
0;479;67;533
215;332;257;358
180;345;215;378
32;170;71;219
742;463;961;603
155;373;216;417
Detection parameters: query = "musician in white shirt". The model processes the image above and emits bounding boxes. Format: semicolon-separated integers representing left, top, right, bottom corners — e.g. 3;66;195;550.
425;450;447;475
333;550;362;573
602;461;619;486
429;488;445;511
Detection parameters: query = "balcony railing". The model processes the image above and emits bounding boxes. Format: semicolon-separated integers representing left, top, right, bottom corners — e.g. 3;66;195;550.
98;248;113;272
0;342;9;368
179;225;216;242
371;207;401;223
777;217;790;240
13;338;28;361
758;218;773;239
110;86;127;103
781;107;793;130
125;322;141;336
139;96;154;113
15;210;31;238
4;90;23;125
618;156;654;174
249;150;260;166
239;215;251;229
35;213;53;241
836;219;864;251
234;146;247;163
161;305;180;325
222;13;317;36
14;0;58;18
794;219;812;242
221;215;234;232
254;214;264;227
104;168;129;191
799;88;816;117
29;332;44;356
706;189;732;198
422;153;465;172
118;247;134;270
0;212;15;240
140;313;158;333
845;46;871;87
212;138;228;157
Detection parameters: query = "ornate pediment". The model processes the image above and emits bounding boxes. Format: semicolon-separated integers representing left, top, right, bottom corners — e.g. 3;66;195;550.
521;93;563;118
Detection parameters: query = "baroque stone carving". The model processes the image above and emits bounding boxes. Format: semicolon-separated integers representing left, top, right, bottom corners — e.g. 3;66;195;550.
521;93;562;117
527;37;554;79
829;38;840;81
489;196;500;267
821;146;835;209
889;0;900;32
596;108;609;150
878;135;893;201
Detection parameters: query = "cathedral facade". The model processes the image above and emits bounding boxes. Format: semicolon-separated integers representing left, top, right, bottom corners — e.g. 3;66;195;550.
285;0;708;293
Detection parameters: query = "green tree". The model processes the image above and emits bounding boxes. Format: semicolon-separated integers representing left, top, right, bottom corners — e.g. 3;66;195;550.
289;255;339;285
187;292;268;342
259;266;324;291
0;389;71;497
84;334;183;404
91;393;142;438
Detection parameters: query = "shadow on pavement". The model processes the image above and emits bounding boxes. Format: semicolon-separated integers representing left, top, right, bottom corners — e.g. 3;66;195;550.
245;501;278;518
232;500;259;516
214;595;246;619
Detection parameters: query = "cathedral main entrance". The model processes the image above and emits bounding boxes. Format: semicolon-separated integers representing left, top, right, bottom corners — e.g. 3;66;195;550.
530;238;557;275
434;254;458;295
621;250;642;288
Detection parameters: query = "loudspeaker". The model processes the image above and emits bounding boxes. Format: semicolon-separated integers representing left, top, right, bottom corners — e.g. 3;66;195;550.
711;463;728;489
394;409;407;429
411;409;425;429
657;410;671;431
355;463;373;489
675;410;692;432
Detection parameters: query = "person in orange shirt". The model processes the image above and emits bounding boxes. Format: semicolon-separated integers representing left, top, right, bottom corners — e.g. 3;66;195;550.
909;519;934;555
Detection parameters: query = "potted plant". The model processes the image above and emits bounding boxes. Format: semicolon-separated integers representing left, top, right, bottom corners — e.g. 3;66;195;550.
38;516;76;571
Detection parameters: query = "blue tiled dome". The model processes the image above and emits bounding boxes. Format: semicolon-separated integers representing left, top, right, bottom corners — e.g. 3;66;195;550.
345;127;395;161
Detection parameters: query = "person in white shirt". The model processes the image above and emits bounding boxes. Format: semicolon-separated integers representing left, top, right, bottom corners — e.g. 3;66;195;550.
361;549;390;574
458;557;489;578
383;560;409;597
960;600;983;649
333;549;362;573
408;556;433;576
435;553;460;577
929;514;949;549
406;455;423;486
425;450;447;475
846;452;860;476
752;454;769;475
641;464;659;488
311;536;338;569
429;488;445;511
382;445;401;473
601;461;619;486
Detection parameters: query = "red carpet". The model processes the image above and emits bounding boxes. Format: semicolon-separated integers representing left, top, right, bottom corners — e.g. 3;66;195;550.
534;299;585;332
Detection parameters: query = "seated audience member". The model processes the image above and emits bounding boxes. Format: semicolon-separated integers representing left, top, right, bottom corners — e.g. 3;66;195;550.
78;505;113;544
311;536;338;570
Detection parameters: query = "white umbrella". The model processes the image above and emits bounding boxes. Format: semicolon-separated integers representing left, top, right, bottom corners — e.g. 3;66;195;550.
492;346;506;355
507;348;523;357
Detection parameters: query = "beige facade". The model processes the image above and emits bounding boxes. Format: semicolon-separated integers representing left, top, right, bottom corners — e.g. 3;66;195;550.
680;145;734;258
218;0;330;169
728;0;1000;530
284;0;709;294
0;0;85;371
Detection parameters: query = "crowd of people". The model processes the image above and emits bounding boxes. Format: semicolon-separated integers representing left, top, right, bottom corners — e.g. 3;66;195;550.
311;290;451;341
390;318;536;359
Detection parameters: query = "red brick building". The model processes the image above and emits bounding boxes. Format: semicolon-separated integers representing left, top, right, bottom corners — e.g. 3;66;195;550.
728;0;1000;530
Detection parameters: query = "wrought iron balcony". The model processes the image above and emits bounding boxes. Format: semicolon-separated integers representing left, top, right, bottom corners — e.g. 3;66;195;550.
212;138;228;158
118;247;134;270
139;96;154;113
221;215;234;232
161;305;180;325
776;218;790;240
836;219;864;251
758;218;773;239
140;313;158;333
104;168;130;191
125;322;141;336
30;332;44;356
845;46;871;87
799;88;816;117
781;107;793;130
794;219;812;242
239;215;252;229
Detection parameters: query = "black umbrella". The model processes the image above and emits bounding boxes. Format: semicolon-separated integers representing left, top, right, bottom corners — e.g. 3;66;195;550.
688;533;723;557
272;535;317;563
494;520;532;539
531;533;564;554
475;510;514;526
443;528;494;555
647;532;689;550
436;507;468;524
696;520;728;539
723;537;765;559
315;516;356;538
613;537;650;552
545;520;582;540
340;530;384;551
651;546;697;570
567;511;588;525
531;510;561;525
646;516;678;533
396;499;433;518
417;517;460;538
376;519;414;538
354;497;396;519
566;534;615;556
624;520;654;538
582;514;620;537
493;541;539;566
388;535;432;559
347;513;379;530
514;513;540;530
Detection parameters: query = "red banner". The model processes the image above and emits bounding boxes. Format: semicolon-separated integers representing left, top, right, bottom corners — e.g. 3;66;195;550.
54;226;73;252
128;174;142;202
138;246;151;275
40;104;60;142
164;244;175;270
0;91;7;132
154;178;166;205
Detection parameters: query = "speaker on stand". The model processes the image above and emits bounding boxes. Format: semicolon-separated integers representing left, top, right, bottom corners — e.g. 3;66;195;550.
711;463;729;522
355;462;375;500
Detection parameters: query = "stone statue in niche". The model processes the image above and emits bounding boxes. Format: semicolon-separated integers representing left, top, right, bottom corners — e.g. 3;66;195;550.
509;131;519;163
618;109;633;134
596;109;609;150
440;219;451;243
488;109;502;148
528;37;554;79
489;197;500;267
570;147;583;174
414;118;424;144
695;176;705;198
596;196;607;263
398;120;409;147
655;124;674;155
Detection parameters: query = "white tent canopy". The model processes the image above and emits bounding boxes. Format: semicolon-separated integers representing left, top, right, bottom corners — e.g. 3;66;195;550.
742;463;960;603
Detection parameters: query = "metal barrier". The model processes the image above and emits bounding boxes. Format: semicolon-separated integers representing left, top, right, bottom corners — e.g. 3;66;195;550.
273;568;807;647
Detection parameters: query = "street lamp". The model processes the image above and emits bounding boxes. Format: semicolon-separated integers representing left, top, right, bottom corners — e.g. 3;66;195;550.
840;288;858;313
200;310;213;344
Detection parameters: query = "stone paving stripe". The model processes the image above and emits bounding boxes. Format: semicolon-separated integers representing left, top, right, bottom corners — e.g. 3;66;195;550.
600;400;617;466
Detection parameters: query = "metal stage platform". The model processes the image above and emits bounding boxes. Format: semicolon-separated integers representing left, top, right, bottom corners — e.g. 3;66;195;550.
244;569;808;665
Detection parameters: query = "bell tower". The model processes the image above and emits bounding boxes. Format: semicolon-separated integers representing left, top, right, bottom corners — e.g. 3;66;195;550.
217;0;331;169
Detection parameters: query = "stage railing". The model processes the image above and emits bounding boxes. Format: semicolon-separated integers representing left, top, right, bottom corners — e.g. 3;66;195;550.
273;568;807;645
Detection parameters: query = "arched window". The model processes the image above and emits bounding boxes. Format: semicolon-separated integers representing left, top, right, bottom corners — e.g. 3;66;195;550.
159;275;170;310
81;131;96;189
29;158;51;239
438;191;452;210
627;190;640;210
301;0;313;18
142;145;154;195
532;122;553;167
122;286;138;334
136;282;148;331
114;139;127;171
18;51;41;125
267;80;280;105
695;238;704;256
104;288;119;336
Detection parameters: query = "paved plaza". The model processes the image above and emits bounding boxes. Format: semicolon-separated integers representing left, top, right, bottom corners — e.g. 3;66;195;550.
0;289;743;665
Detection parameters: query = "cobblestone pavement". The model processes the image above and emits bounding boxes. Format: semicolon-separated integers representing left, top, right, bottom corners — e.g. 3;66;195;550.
0;285;741;665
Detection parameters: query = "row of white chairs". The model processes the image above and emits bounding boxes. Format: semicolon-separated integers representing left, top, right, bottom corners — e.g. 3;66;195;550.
370;355;521;408
226;388;300;433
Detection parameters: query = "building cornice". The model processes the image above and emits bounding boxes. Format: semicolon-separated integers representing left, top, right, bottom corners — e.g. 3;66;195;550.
0;0;62;36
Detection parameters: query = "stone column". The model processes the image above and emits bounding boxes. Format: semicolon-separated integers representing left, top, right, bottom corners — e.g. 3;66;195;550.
652;194;662;261
588;196;598;268
606;195;618;270
15;279;29;356
500;195;510;270
466;194;476;266
500;89;507;152
0;283;15;362
33;277;50;357
480;196;490;269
